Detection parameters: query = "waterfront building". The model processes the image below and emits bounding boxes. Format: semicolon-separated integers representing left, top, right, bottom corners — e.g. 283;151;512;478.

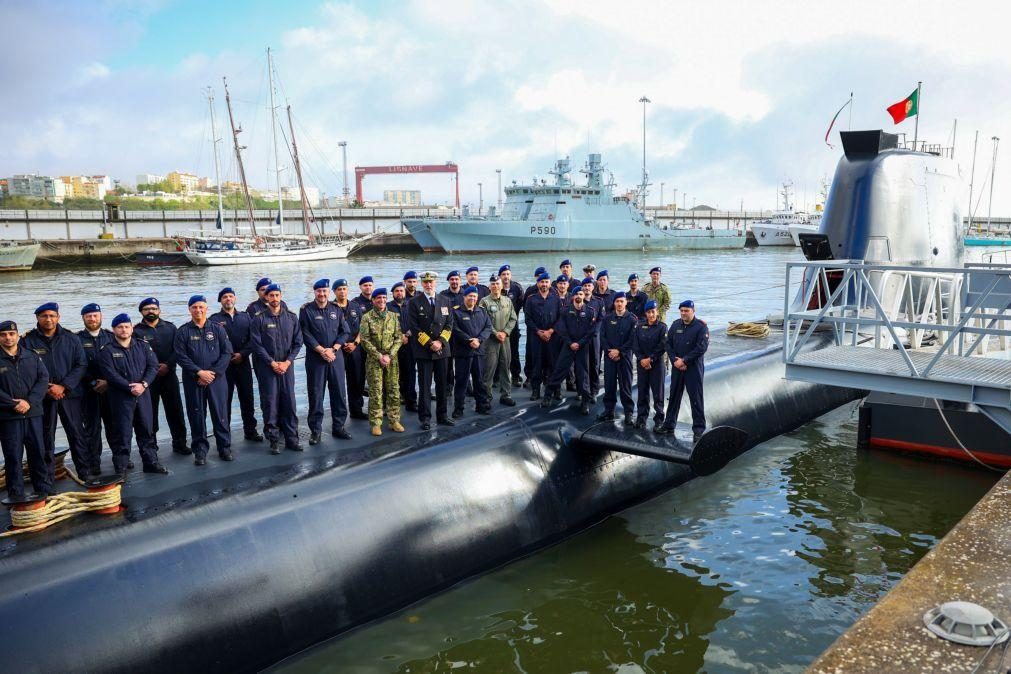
383;189;421;206
167;171;199;193
136;173;165;186
7;173;68;203
281;185;321;206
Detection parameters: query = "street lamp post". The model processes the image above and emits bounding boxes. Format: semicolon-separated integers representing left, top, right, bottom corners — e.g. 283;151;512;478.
638;96;651;210
477;182;483;216
338;141;349;205
660;182;665;209
495;169;502;211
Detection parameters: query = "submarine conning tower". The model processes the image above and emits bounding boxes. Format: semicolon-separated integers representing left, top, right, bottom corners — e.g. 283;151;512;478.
802;130;964;267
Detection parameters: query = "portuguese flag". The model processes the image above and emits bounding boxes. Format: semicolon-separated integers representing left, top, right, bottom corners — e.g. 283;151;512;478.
887;89;919;124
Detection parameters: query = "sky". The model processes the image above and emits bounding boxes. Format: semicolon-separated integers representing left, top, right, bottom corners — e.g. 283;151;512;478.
4;0;1011;214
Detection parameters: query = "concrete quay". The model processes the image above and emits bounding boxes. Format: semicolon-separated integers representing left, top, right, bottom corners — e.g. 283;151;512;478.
808;469;1011;673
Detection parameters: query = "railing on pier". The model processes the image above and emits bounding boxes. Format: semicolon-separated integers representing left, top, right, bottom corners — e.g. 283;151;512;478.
783;260;1011;433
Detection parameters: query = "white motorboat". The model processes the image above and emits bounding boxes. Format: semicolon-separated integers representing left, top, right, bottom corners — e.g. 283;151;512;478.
0;240;41;271
788;222;819;246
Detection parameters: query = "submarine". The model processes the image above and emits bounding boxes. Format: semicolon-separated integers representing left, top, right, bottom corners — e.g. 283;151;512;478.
0;130;956;673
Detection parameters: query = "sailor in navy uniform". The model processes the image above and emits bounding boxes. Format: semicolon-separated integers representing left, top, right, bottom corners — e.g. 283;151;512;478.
77;303;116;474
440;270;465;395
543;286;598;414
133;297;190;455
250;284;304;453
407;271;456;430
332;279;368;420
597;291;637;424
299;278;353;444
212;287;262;441
246;277;289;317
496;264;525;387
524;271;561;400
463;266;490;300
580;277;604;397
632;300;667;431
657;300;709;440
626;274;648;320
522;267;548;385
0;319;52;499
174;295;234;465
451;286;492;417
21;302;91;480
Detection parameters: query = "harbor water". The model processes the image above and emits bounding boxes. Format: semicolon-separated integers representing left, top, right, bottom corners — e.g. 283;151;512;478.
1;246;1001;672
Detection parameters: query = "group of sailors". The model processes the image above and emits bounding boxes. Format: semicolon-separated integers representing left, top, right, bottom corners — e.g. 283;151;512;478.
0;259;708;502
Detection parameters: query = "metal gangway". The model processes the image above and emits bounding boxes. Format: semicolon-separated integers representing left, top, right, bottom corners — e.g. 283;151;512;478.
782;260;1011;435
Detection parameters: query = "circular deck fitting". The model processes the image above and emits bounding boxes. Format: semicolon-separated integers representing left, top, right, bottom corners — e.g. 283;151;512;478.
923;601;1010;646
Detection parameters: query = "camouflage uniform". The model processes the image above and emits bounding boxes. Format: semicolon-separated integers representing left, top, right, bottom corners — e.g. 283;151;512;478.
358;308;402;427
644;281;672;323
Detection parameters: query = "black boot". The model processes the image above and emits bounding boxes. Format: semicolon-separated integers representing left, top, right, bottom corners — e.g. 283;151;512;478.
635;417;648;429
596;410;616;421
332;426;352;440
309;431;322;445
579;400;590;416
624;412;634;425
269;440;281;455
530;386;540;401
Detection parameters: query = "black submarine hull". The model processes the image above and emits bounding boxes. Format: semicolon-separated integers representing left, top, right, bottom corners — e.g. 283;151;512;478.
0;335;858;673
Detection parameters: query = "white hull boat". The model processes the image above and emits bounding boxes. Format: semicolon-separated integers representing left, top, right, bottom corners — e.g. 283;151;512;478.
0;241;41;271
788;223;820;246
751;223;796;246
184;235;372;266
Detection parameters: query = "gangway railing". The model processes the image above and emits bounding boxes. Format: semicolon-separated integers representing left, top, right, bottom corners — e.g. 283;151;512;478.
782;260;1011;434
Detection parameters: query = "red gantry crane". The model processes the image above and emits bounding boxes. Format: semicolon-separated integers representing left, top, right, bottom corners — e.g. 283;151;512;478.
355;162;460;207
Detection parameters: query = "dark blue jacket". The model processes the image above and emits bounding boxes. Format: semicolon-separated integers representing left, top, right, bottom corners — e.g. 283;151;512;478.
389;300;411;335
250;310;303;365
299;301;351;357
440;287;465;310
584;295;605;335
524;291;561;332
451;305;492;357
335;300;363;338
626;291;648;320
555;302;599;349
133;319;179;370
0;345;49;420
601;311;637;353
503;281;524;315
633;320;668;365
463;283;490;300
22;325;88;398
246;298;289;318
173;320;234;379
592;288;617;317
212;309;253;357
97;339;159;394
666;318;710;368
77;328;115;385
351;294;372;317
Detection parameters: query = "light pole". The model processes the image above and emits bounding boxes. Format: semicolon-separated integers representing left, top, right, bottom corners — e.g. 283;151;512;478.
660;182;665;209
338;141;349;205
477;182;483;215
638;95;650;210
495;169;502;211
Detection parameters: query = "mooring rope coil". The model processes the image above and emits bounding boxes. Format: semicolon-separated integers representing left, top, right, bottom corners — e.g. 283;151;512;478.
1;485;122;537
727;321;772;338
0;452;83;490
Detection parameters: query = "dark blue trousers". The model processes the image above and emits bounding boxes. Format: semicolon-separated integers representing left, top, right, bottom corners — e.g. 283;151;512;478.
181;375;232;459
416;358;448;423
588;333;602;395
82;388;115;473
509;326;522;379
666;364;706;435
525;333;555;390
397;345;417;405
343;348;365;414
305;353;348;434
0;416;51;499
603;352;634;414
41;396;89;479
253;361;299;446
150;370;189;451
549;344;590;401
106;389;160;473
225;358;258;436
637;363;666;423
453;356;489;412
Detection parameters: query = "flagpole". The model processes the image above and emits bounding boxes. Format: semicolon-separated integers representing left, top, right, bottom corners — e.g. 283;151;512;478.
913;81;922;150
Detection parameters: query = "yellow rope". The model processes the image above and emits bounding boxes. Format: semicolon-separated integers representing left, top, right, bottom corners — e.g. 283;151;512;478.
727;321;772;338
1;485;122;537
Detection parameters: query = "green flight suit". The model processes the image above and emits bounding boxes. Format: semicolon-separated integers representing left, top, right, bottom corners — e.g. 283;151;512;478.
359;308;402;427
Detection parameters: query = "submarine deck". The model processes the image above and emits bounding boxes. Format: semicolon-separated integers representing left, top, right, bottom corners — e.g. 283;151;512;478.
0;322;782;559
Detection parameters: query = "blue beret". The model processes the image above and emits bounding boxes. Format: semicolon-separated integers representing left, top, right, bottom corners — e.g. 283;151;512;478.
111;313;132;327
403;271;418;280
265;283;281;294
534;266;546;277
644;300;658;311
627;273;638;282
466;266;479;274
371;287;387;299
332;278;348;290
559;259;571;267
536;272;551;282
188;294;207;307
613;291;627;300
447;270;461;280
596;270;608;279
358;276;373;286
313;278;330;290
555;275;569;283
650;266;661;274
498;264;510;274
462;286;479;296
218;287;235;301
138;297;159;310
34;302;59;315
0;320;18;332
581;277;595;286
679;299;694;309
81;303;101;315
392;281;405;290
256;277;272;290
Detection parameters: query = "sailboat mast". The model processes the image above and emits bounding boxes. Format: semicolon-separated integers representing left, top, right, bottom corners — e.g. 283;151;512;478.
267;48;284;231
223;77;258;238
968;130;979;231
286;105;314;237
987;135;1000;233
206;86;225;231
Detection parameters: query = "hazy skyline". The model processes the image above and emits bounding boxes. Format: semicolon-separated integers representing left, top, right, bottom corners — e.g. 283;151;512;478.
5;0;1010;213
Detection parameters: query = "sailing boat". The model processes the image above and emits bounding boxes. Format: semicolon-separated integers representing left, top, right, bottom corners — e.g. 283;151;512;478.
185;49;375;266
